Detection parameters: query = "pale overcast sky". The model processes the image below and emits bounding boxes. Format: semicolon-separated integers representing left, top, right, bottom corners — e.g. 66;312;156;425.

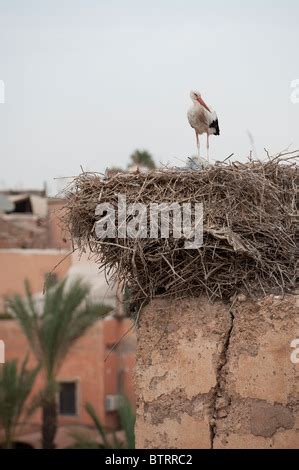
0;1;298;194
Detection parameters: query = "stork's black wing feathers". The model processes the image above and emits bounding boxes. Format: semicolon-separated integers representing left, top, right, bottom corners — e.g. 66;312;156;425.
209;118;220;136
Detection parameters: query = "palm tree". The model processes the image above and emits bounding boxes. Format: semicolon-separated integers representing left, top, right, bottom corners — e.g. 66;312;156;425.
128;149;156;170
8;278;112;449
0;358;39;449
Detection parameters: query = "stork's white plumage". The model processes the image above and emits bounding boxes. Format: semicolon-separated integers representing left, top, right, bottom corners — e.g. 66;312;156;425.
187;90;220;161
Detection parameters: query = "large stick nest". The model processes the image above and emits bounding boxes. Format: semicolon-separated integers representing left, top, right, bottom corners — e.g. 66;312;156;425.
63;155;298;311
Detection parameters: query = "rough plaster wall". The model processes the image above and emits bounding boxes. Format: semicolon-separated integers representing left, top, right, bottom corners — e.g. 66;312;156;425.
135;295;298;449
213;295;299;448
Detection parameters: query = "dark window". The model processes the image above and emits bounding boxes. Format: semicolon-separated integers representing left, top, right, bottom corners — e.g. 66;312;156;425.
58;382;77;416
14;197;33;213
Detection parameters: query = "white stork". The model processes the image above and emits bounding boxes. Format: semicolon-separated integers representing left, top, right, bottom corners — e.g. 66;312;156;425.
187;90;220;161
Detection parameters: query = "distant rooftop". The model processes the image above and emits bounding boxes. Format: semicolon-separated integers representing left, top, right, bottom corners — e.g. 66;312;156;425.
0;194;14;213
0;188;47;197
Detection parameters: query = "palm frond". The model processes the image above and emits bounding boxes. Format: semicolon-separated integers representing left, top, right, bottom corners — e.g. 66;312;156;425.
85;402;110;448
118;395;135;449
8;278;112;381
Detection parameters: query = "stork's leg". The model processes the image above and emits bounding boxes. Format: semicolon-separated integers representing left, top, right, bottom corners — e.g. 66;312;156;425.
196;131;200;158
206;133;210;162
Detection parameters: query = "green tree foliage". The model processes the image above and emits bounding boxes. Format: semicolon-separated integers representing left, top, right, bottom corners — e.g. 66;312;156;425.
8;278;112;449
128;149;156;170
0;358;39;449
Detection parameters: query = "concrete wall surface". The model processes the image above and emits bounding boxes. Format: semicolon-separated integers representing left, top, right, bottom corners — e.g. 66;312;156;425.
135;295;298;449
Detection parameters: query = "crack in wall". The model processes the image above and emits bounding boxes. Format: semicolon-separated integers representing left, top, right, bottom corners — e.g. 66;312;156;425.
209;308;235;449
136;297;298;449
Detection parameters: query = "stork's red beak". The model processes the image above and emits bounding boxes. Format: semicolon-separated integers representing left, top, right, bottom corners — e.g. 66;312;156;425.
197;96;211;113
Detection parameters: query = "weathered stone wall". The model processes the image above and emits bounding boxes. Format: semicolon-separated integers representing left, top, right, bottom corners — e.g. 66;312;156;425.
135;295;298;449
0;216;48;249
